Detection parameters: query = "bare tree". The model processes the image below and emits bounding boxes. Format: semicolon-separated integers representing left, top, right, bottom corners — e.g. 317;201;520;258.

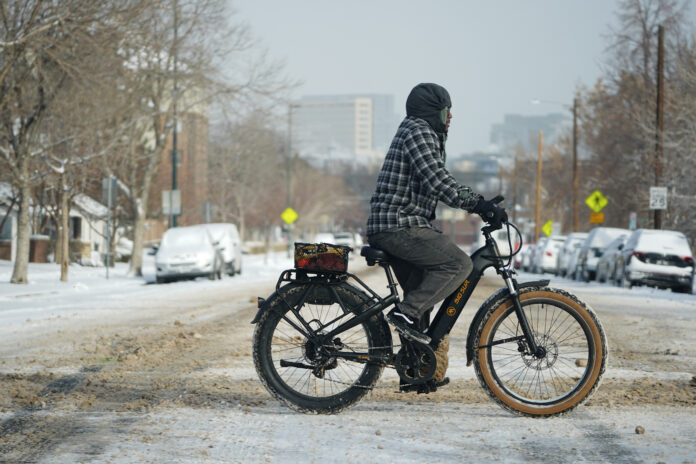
208;113;282;240
114;0;293;276
580;0;695;238
0;1;143;283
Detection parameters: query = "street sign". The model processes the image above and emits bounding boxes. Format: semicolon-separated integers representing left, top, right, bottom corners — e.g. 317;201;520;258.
162;190;181;215
649;187;667;210
102;177;118;207
585;190;608;213
542;220;553;237
590;212;605;224
281;207;298;224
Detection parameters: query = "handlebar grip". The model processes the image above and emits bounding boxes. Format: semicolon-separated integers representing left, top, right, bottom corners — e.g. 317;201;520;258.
490;195;505;204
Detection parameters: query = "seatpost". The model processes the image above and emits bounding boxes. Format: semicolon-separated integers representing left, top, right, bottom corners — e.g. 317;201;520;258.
381;263;400;298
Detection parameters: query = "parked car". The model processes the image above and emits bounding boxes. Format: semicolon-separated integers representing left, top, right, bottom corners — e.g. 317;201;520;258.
521;243;536;272
154;226;224;283
330;231;362;258
530;237;549;273
314;232;335;244
614;229;694;293
556;233;588;277
192;223;242;276
565;243;583;279
332;231;357;248
595;235;628;283
534;235;566;274
513;243;533;270
575;227;630;282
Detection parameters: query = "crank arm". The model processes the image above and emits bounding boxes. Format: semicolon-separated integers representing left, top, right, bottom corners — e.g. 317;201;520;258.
279;359;315;369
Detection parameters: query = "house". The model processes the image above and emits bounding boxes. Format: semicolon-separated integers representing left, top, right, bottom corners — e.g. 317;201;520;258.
0;182;110;264
0;183;18;261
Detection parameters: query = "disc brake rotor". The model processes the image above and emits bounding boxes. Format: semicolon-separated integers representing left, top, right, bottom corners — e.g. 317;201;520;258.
521;334;559;370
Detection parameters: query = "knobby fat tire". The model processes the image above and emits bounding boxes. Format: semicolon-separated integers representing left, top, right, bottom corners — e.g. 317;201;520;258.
252;284;389;414
473;286;608;417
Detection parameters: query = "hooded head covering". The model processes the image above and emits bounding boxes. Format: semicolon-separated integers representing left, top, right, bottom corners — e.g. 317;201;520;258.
405;83;451;134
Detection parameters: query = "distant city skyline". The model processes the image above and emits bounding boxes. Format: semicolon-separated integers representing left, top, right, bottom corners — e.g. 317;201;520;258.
231;0;694;156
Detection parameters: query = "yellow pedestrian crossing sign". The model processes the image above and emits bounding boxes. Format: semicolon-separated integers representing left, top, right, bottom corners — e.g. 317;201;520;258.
281;207;298;224
542;220;553;237
585;190;608;213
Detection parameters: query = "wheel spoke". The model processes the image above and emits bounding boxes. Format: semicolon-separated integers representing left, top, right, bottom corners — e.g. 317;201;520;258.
485;297;595;405
267;295;372;398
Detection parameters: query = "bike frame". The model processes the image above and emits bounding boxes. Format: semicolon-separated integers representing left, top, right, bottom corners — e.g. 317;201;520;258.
268;225;543;364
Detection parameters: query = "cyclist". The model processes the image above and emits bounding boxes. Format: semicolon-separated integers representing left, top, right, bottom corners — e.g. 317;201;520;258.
366;82;506;345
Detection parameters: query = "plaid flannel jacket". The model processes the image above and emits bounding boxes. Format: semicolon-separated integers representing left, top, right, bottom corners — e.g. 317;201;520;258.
367;116;481;235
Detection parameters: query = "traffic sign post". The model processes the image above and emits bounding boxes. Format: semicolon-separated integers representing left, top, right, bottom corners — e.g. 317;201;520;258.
162;190;182;215
629;211;637;230
585;190;608;213
649;187;667;210
281;207;298;258
542;220;553;237
281;207;298;224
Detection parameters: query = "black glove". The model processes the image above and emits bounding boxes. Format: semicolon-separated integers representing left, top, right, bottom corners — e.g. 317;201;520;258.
472;196;508;226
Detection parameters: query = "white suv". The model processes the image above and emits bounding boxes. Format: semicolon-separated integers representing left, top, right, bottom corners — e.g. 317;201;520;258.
615;229;694;293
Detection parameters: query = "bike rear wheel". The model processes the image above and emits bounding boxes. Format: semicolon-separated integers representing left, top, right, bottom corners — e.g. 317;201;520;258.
474;287;607;417
253;284;388;414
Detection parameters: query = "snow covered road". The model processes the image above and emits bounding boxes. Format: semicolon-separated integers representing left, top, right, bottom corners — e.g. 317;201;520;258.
1;256;695;463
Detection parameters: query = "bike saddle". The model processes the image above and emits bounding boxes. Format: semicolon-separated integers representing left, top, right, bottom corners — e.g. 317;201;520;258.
360;246;390;266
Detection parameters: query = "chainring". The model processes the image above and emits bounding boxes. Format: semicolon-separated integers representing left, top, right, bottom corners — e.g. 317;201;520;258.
395;342;437;385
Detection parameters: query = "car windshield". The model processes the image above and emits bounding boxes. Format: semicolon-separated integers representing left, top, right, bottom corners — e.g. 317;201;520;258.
590;229;627;248
161;229;207;249
637;231;692;255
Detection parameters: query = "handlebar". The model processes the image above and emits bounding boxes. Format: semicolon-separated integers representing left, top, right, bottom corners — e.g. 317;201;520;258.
480;195;506;234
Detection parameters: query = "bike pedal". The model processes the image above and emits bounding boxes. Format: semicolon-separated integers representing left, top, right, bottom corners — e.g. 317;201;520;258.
393;326;431;345
398;377;450;394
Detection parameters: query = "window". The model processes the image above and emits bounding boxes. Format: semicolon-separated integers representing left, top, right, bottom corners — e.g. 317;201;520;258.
0;216;11;240
70;217;82;240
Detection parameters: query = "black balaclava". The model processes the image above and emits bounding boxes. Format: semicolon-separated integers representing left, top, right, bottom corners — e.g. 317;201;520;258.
405;83;451;134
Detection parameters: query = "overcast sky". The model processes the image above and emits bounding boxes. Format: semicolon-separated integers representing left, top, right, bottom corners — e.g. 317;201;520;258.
232;1;694;156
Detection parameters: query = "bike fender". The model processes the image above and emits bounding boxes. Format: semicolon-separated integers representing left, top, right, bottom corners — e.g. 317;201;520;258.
465;279;550;365
250;283;303;324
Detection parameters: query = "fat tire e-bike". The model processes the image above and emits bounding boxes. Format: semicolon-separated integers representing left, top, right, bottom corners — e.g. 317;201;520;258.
251;213;607;416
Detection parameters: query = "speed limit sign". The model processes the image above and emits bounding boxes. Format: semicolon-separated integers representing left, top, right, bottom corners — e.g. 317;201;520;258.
649;187;667;210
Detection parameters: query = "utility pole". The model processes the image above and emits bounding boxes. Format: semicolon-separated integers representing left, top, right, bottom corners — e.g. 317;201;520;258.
171;0;179;228
654;24;665;230
286;104;294;257
512;153;518;223
535;130;543;241
572;97;579;232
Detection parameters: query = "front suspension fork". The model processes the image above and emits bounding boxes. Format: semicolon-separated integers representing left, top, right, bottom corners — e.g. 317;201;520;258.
503;274;541;357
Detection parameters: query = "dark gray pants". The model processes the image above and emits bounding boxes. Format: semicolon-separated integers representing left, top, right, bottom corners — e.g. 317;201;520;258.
368;227;473;320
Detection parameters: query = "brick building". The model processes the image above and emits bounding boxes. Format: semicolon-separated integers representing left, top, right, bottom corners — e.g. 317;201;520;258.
145;111;210;242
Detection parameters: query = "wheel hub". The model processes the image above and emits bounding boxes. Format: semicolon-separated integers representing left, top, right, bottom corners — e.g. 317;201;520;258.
302;322;341;378
521;334;558;370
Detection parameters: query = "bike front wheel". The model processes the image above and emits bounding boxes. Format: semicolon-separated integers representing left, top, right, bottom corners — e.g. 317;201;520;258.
474;287;607;417
253;283;389;414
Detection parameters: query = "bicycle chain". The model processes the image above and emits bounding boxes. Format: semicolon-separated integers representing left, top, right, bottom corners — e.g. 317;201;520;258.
311;342;405;391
